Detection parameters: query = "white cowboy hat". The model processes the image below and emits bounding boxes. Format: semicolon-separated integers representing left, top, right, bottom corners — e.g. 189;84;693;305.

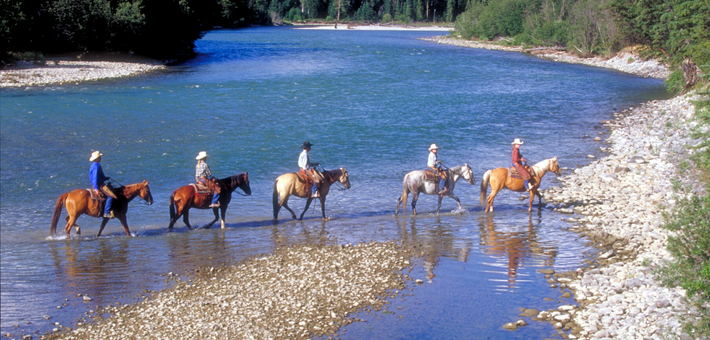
196;151;208;160
511;138;524;145
89;151;103;162
428;143;439;151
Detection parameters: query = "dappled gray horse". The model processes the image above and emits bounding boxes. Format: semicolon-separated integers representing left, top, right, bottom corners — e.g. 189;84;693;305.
395;164;475;215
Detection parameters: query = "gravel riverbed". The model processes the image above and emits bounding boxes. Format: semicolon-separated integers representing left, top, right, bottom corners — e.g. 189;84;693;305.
533;93;707;339
44;241;413;340
0;60;165;88
422;36;670;79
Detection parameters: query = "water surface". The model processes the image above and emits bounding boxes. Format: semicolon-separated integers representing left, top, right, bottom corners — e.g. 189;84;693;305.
0;27;669;338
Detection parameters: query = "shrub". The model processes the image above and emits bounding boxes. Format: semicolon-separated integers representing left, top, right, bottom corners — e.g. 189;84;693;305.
381;13;392;23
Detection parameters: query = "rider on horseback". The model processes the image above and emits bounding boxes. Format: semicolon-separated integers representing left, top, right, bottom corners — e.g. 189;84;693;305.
428;144;448;195
299;141;323;198
89;151;117;218
512;138;533;191
195;151;221;208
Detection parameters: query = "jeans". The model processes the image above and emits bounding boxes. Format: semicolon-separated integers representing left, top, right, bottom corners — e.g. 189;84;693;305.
104;196;113;215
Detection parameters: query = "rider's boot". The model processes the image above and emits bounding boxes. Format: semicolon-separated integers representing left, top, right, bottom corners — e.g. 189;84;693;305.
311;183;319;198
524;180;532;192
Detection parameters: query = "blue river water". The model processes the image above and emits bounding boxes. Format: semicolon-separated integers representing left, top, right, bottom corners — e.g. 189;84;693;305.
1;27;669;339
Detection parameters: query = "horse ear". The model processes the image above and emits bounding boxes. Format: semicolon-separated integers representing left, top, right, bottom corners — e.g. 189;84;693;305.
553;156;558;160
144;180;148;185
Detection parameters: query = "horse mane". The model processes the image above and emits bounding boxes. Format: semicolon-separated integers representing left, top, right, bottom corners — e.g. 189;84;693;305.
322;168;342;182
532;158;554;173
220;173;245;189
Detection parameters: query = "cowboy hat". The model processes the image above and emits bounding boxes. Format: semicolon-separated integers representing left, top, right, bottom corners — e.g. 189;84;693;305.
428;143;439;151
196;151;208;160
302;141;313;149
89;151;103;162
511;138;524;145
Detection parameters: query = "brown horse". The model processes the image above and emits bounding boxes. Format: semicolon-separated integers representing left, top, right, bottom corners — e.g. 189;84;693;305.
480;156;560;213
273;167;351;221
168;173;251;231
50;180;154;237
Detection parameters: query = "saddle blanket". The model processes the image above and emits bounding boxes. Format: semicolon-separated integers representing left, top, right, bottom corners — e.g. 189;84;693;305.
508;166;535;179
424;169;439;182
190;183;212;195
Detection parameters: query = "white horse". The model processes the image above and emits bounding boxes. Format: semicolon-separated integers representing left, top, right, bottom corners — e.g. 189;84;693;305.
395;164;475;215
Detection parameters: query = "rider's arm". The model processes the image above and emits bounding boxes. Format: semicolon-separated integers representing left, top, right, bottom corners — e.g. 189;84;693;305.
427;152;437;168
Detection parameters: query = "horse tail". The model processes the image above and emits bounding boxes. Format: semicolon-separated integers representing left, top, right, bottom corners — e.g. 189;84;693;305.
272;179;280;219
480;170;491;206
169;191;176;221
50;193;69;236
400;174;410;215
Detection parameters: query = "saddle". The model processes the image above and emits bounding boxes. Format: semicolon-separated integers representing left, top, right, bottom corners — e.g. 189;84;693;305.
424;169;446;182
190;182;213;196
296;169;314;193
509;165;535;179
88;189;107;215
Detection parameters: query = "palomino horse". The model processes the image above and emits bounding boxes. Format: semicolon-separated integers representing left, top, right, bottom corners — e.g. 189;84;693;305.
168;173;251;231
395;164;475;216
273;167;351;221
50;180;154;237
480;156;560;213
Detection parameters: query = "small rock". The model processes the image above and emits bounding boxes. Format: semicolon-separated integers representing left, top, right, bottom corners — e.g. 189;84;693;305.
655;300;671;308
503;322;518;331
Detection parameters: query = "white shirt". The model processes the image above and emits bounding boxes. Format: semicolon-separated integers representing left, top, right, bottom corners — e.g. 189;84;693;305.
299;150;313;170
428;151;438;168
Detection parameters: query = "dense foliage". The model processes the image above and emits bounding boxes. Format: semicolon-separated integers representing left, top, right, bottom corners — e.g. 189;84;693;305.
1;0;462;59
660;91;710;337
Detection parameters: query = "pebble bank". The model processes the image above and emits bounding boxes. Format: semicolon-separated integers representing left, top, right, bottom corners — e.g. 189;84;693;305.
0;60;165;88
422;36;670;79
533;93;706;339
45;242;413;339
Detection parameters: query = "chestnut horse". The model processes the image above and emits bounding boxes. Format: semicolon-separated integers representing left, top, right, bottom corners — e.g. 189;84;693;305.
168;173;251;231
395;164;475;216
50;180;154;237
273;167;351;221
480;156;560;213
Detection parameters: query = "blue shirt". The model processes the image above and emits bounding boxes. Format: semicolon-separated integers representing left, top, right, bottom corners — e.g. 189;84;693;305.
89;162;107;190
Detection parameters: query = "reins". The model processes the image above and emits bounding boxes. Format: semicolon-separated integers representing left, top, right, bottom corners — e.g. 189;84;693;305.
108;179;151;205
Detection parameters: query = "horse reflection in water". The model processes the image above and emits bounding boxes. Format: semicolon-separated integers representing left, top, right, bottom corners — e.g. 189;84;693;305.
478;213;557;289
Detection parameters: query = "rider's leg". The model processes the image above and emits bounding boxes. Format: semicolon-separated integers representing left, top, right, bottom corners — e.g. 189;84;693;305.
104;196;114;218
524;180;531;191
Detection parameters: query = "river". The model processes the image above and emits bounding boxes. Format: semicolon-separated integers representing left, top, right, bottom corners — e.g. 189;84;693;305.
0;27;669;339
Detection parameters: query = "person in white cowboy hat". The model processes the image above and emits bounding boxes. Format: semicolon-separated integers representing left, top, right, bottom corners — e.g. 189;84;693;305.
89;151;116;218
512;138;533;191
195;151;221;208
298;141;323;198
427;143;448;195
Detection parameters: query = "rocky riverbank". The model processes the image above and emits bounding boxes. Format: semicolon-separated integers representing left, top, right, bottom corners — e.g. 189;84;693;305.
0;60;165;88
532;93;706;339
44;241;413;340
422;36;670;79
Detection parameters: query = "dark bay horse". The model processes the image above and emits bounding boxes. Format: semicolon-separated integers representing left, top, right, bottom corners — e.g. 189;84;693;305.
168;173;251;231
480;156;560;213
273;167;351;221
395;164;475;216
50;180;154;237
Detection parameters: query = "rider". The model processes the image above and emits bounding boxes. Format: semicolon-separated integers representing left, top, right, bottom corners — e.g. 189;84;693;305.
195;151;221;208
512;138;533;191
299;141;323;198
89;151;116;219
427;143;448;195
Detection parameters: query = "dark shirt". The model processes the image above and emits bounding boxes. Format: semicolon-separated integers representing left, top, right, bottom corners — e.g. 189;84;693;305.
512;147;526;165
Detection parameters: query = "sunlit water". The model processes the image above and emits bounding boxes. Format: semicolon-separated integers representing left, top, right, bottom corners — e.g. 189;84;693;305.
1;27;669;338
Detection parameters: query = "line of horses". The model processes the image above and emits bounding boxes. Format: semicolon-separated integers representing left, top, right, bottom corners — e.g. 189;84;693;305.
49;157;560;238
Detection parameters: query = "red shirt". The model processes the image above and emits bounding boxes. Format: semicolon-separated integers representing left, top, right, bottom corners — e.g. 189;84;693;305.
512;147;526;164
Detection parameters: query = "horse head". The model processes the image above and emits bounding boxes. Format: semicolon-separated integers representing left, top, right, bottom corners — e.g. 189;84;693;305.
139;180;154;205
239;172;252;196
550;156;561;176
338;167;351;189
464;163;476;185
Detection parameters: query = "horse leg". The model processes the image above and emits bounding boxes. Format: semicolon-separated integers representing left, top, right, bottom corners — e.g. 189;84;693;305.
96;217;110;237
411;192;419;216
299;198;314;220
319;196;329;220
448;193;463;212
204;208;219;229
437;194;443;214
486;189;500;213
64;215;78;237
116;214;132;237
182;210;193;230
220;206;227;229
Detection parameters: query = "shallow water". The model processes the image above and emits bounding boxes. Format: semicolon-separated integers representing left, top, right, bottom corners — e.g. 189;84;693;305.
0;27;669;338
